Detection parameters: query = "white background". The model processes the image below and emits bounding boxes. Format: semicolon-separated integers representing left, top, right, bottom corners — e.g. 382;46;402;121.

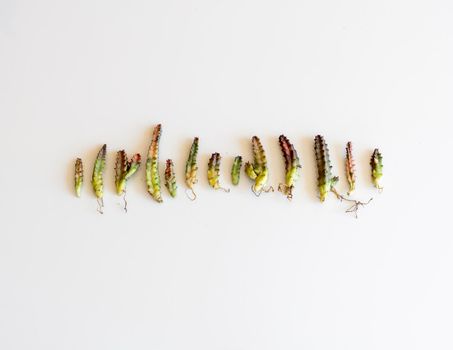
1;0;452;349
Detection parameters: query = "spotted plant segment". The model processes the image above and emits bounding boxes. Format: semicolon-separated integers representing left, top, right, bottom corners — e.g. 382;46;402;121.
370;148;383;190
231;156;242;185
92;144;106;213
208;153;229;192
314;135;338;202
74;158;83;197
115;151;141;195
244;136;273;195
345;141;356;195
278;135;301;200
165;159;177;197
185;137;199;200
112;151;140;212
146;124;163;203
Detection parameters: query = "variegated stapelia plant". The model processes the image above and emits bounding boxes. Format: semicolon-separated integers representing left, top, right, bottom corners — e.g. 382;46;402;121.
165;159;177;197
115;150;141;212
278;135;301;200
345;141;356;195
92;144;106;214
74;158;83;198
244;136;273;196
185;137;199;200
208;153;229;192
370;148;383;191
146;124;163;203
231;156;242;186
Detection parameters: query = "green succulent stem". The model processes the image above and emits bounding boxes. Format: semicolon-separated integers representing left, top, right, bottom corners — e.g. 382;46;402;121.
115;150;141;212
185;137;199;200
146;124;163;203
115;151;141;195
314;135;338;202
74;158;83;198
208;153;229;192
278;135;301;200
244;136;273;195
231;156;242;185
92;144;106;213
165;159;177;197
345;141;356;195
370;148;383;191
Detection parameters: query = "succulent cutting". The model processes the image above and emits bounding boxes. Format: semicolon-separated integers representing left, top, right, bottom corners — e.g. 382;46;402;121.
231;156;242;185
185;137;199;200
244;136;273;196
208;153;229;192
345;141;356;195
74;158;83;198
314;135;339;202
146;124;163;203
115;150;141;211
165;159;177;197
277;135;301;200
92;144;106;213
370;148;383;191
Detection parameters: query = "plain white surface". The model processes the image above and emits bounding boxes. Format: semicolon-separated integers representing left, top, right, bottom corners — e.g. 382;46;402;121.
1;0;452;349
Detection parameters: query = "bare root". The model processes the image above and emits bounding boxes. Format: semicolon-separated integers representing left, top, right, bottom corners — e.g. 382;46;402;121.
331;188;372;218
96;198;104;214
252;185;274;197
278;184;293;201
185;188;197;201
123;192;128;213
